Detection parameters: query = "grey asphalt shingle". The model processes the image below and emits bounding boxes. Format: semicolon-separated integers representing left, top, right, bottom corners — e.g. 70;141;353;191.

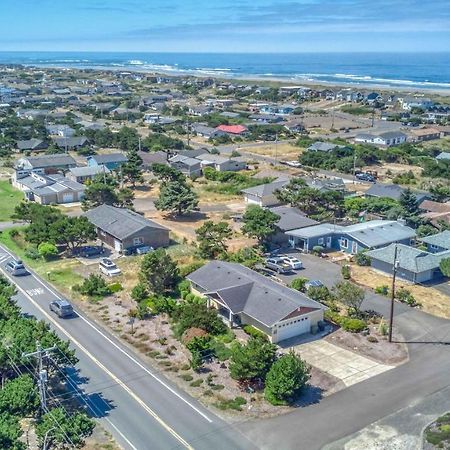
187;261;325;327
269;206;318;231
420;231;450;250
241;180;287;197
84;204;167;240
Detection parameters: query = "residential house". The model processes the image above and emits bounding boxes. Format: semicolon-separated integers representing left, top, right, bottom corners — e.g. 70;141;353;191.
409;128;441;142
215;124;248;136
419;200;450;227
365;183;429;203
51;136;90;150
286;220;416;254
67;165;110;183
419;231;450;254
86;153;128;171
168;154;202;178
197;153;246;172
354;131;407;147
400;97;434;111
14;154;77;178
138;151;169;170
191;124;222;139
268;206;319;244
46;124;75;137
13;172;85;204
304;177;347;194
241;180;287;207
249;114;283;124
367;243;448;284
436;152;450;161
15;139;48;153
307;142;347;153
188;105;212;116
187;261;326;343
284;120;305;133
84;204;170;253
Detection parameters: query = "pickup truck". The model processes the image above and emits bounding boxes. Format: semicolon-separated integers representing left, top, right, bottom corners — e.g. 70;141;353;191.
265;257;292;274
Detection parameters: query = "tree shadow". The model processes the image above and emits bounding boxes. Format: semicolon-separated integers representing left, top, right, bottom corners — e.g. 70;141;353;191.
291;385;324;408
164;211;207;222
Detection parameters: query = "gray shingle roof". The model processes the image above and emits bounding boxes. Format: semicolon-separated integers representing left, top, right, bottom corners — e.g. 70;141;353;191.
69;165;110;177
15;154;76;169
420;231;450;250
269;206;318;231
367;243;450;273
187;261;325;327
366;184;429;202
241;180;287;197
88;153;128;164
84;205;168;240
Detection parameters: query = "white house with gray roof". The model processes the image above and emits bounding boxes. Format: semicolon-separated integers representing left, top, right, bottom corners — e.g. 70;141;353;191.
241;180;287;207
187;261;326;343
354;131;407;147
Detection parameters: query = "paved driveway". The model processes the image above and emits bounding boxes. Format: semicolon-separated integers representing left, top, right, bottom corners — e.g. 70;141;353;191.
285;340;394;387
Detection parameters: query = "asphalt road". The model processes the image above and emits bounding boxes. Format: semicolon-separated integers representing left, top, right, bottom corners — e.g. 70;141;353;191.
0;245;256;450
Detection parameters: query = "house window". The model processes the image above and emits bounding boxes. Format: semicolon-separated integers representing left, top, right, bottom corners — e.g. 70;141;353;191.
430;244;439;250
318;238;324;245
341;238;349;249
133;237;144;246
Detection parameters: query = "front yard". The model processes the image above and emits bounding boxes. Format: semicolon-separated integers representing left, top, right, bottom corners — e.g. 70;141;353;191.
0;179;23;222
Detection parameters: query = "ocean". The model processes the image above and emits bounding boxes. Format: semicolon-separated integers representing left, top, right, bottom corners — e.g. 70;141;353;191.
0;51;449;91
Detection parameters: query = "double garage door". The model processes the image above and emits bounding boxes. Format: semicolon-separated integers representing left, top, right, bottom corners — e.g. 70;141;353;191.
276;316;311;342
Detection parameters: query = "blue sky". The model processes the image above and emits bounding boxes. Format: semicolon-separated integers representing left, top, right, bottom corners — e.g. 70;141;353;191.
1;0;449;52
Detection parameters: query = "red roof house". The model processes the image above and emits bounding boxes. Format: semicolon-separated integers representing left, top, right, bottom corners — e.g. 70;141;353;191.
216;124;248;135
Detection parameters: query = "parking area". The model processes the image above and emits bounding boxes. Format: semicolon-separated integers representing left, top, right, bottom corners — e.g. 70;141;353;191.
284;339;394;387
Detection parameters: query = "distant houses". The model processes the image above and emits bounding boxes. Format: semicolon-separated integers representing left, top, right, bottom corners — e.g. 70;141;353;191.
354;131;407;147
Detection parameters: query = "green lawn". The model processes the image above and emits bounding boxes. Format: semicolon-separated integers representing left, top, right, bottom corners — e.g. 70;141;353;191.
0;180;23;222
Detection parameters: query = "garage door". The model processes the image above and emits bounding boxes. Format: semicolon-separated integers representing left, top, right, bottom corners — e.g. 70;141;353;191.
276;317;310;342
62;192;74;203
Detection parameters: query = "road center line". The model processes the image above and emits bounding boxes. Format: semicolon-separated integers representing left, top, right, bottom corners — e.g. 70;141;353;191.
0;261;194;450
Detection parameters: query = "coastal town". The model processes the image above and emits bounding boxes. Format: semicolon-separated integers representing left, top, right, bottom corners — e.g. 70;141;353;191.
0;63;450;450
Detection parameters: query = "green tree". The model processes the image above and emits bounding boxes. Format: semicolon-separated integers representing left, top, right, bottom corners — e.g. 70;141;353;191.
439;258;450;277
122;149;143;187
82;180;118;210
36;407;95;448
155;181;199;216
399;188;419;217
0;412;25;450
131;283;148;302
241;205;279;244
49;216;96;251
152;164;185;183
195;221;232;258
139;249;179;294
73;274;111;298
0;375;39;416
37;242;58;260
333;281;365;313
290;278;308;292
229;337;276;382
264;351;310;405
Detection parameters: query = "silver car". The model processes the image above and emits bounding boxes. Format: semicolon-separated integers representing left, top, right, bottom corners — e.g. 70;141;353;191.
5;259;28;276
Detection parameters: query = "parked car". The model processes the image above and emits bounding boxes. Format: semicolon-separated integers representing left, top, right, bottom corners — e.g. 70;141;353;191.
356;173;376;182
265;257;292;274
305;280;324;290
281;256;303;270
76;245;105;258
99;258;121;277
5;259;28;276
49;299;74;318
135;245;154;255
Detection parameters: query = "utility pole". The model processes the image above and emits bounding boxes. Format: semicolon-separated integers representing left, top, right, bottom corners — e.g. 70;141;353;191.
274;133;278;162
22;341;56;412
388;245;399;343
353;151;357;185
186;116;191;148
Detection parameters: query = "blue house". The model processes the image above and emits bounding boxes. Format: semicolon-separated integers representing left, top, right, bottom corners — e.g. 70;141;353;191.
419;230;450;254
286;220;416;254
86;153;128;171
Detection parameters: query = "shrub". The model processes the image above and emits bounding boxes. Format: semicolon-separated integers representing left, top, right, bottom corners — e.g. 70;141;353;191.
355;250;371;266
131;283;148;302
243;325;268;340
214;397;247;411
25;247;41;260
210;339;232;361
179;374;193;382
307;285;332;304
108;282;123;293
367;335;378;343
341;265;351;280
341;318;367;333
38;242;58;260
312;245;324;255
190;379;204;387
73;274;111;298
290;277;308;292
379;320;388;336
375;285;389;296
396;288;421;307
148;295;176;315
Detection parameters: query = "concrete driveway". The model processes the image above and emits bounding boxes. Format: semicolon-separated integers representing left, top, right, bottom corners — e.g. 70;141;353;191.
286;340;394;387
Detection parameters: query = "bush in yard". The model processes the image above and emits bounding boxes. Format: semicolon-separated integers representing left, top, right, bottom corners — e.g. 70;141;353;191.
312;245;324;255
108;282;122;293
73;274;111;298
172;302;227;338
229;337;276;382
290;277;308;292
333;281;365;313
307;285;332;305
264;351;310;405
243;325;268;340
440;258;450;277
341;265;351;280
178;262;204;278
375;285;389;296
341;318;367;333
131;283;148;302
355;251;371;266
37;242;58;260
396;288;421;307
